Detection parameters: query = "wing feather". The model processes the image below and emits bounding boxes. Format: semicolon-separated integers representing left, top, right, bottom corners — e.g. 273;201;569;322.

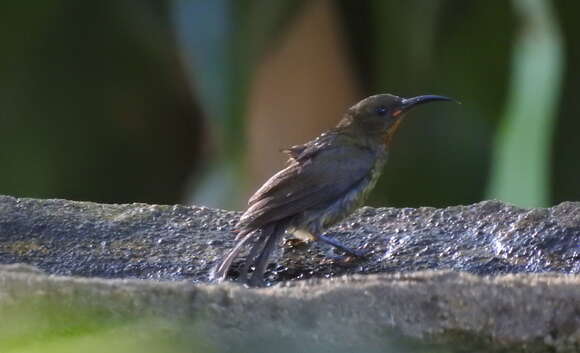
239;143;376;230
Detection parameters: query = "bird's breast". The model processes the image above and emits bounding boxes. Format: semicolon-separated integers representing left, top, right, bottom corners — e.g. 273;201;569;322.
296;150;388;233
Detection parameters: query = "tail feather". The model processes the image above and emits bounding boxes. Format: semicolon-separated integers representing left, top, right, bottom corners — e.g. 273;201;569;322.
211;231;255;282
212;220;289;285
239;228;272;280
248;224;285;286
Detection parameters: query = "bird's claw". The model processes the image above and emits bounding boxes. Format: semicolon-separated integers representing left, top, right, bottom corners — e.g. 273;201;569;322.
284;238;311;248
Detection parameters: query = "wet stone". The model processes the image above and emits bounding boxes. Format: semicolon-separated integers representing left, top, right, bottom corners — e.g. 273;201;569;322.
0;195;579;352
0;195;578;281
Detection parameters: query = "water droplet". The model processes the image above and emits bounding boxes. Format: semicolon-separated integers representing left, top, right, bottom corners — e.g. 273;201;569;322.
208;239;223;246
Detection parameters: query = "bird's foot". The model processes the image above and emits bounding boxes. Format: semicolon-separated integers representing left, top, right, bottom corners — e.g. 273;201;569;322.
317;234;368;258
284;237;312;249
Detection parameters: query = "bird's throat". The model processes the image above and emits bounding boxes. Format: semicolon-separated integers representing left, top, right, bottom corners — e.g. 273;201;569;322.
383;118;404;145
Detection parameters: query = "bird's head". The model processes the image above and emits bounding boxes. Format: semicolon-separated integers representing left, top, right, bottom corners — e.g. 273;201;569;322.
339;93;456;144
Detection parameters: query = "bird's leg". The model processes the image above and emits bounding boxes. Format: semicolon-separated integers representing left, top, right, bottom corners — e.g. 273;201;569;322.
317;233;367;257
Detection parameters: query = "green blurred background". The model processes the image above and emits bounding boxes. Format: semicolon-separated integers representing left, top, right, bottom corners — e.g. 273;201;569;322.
0;0;577;211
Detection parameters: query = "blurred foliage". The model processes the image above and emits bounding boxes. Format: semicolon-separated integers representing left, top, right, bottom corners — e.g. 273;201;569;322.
0;298;212;353
487;0;564;207
172;0;305;208
0;1;202;204
0;0;578;208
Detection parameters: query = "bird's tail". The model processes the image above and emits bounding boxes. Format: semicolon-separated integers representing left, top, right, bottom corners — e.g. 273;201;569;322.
211;221;289;285
211;230;255;282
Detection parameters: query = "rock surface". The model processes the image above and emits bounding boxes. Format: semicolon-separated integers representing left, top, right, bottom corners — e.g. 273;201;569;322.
0;195;579;352
0;264;579;352
0;195;578;282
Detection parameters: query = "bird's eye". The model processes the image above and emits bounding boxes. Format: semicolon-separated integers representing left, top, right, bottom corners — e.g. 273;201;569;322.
375;106;388;116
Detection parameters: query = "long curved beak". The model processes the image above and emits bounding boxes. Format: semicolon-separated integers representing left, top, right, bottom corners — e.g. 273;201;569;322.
400;95;457;112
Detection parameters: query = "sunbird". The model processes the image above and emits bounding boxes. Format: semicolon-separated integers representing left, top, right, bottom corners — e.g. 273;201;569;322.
213;93;455;286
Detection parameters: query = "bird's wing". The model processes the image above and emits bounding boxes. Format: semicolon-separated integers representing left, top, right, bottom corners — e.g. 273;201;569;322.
239;142;376;231
248;131;339;206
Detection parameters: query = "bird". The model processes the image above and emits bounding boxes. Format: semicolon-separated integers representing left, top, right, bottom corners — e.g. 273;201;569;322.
212;93;455;286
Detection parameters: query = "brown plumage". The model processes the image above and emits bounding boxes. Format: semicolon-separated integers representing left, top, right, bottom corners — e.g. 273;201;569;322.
212;93;455;286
